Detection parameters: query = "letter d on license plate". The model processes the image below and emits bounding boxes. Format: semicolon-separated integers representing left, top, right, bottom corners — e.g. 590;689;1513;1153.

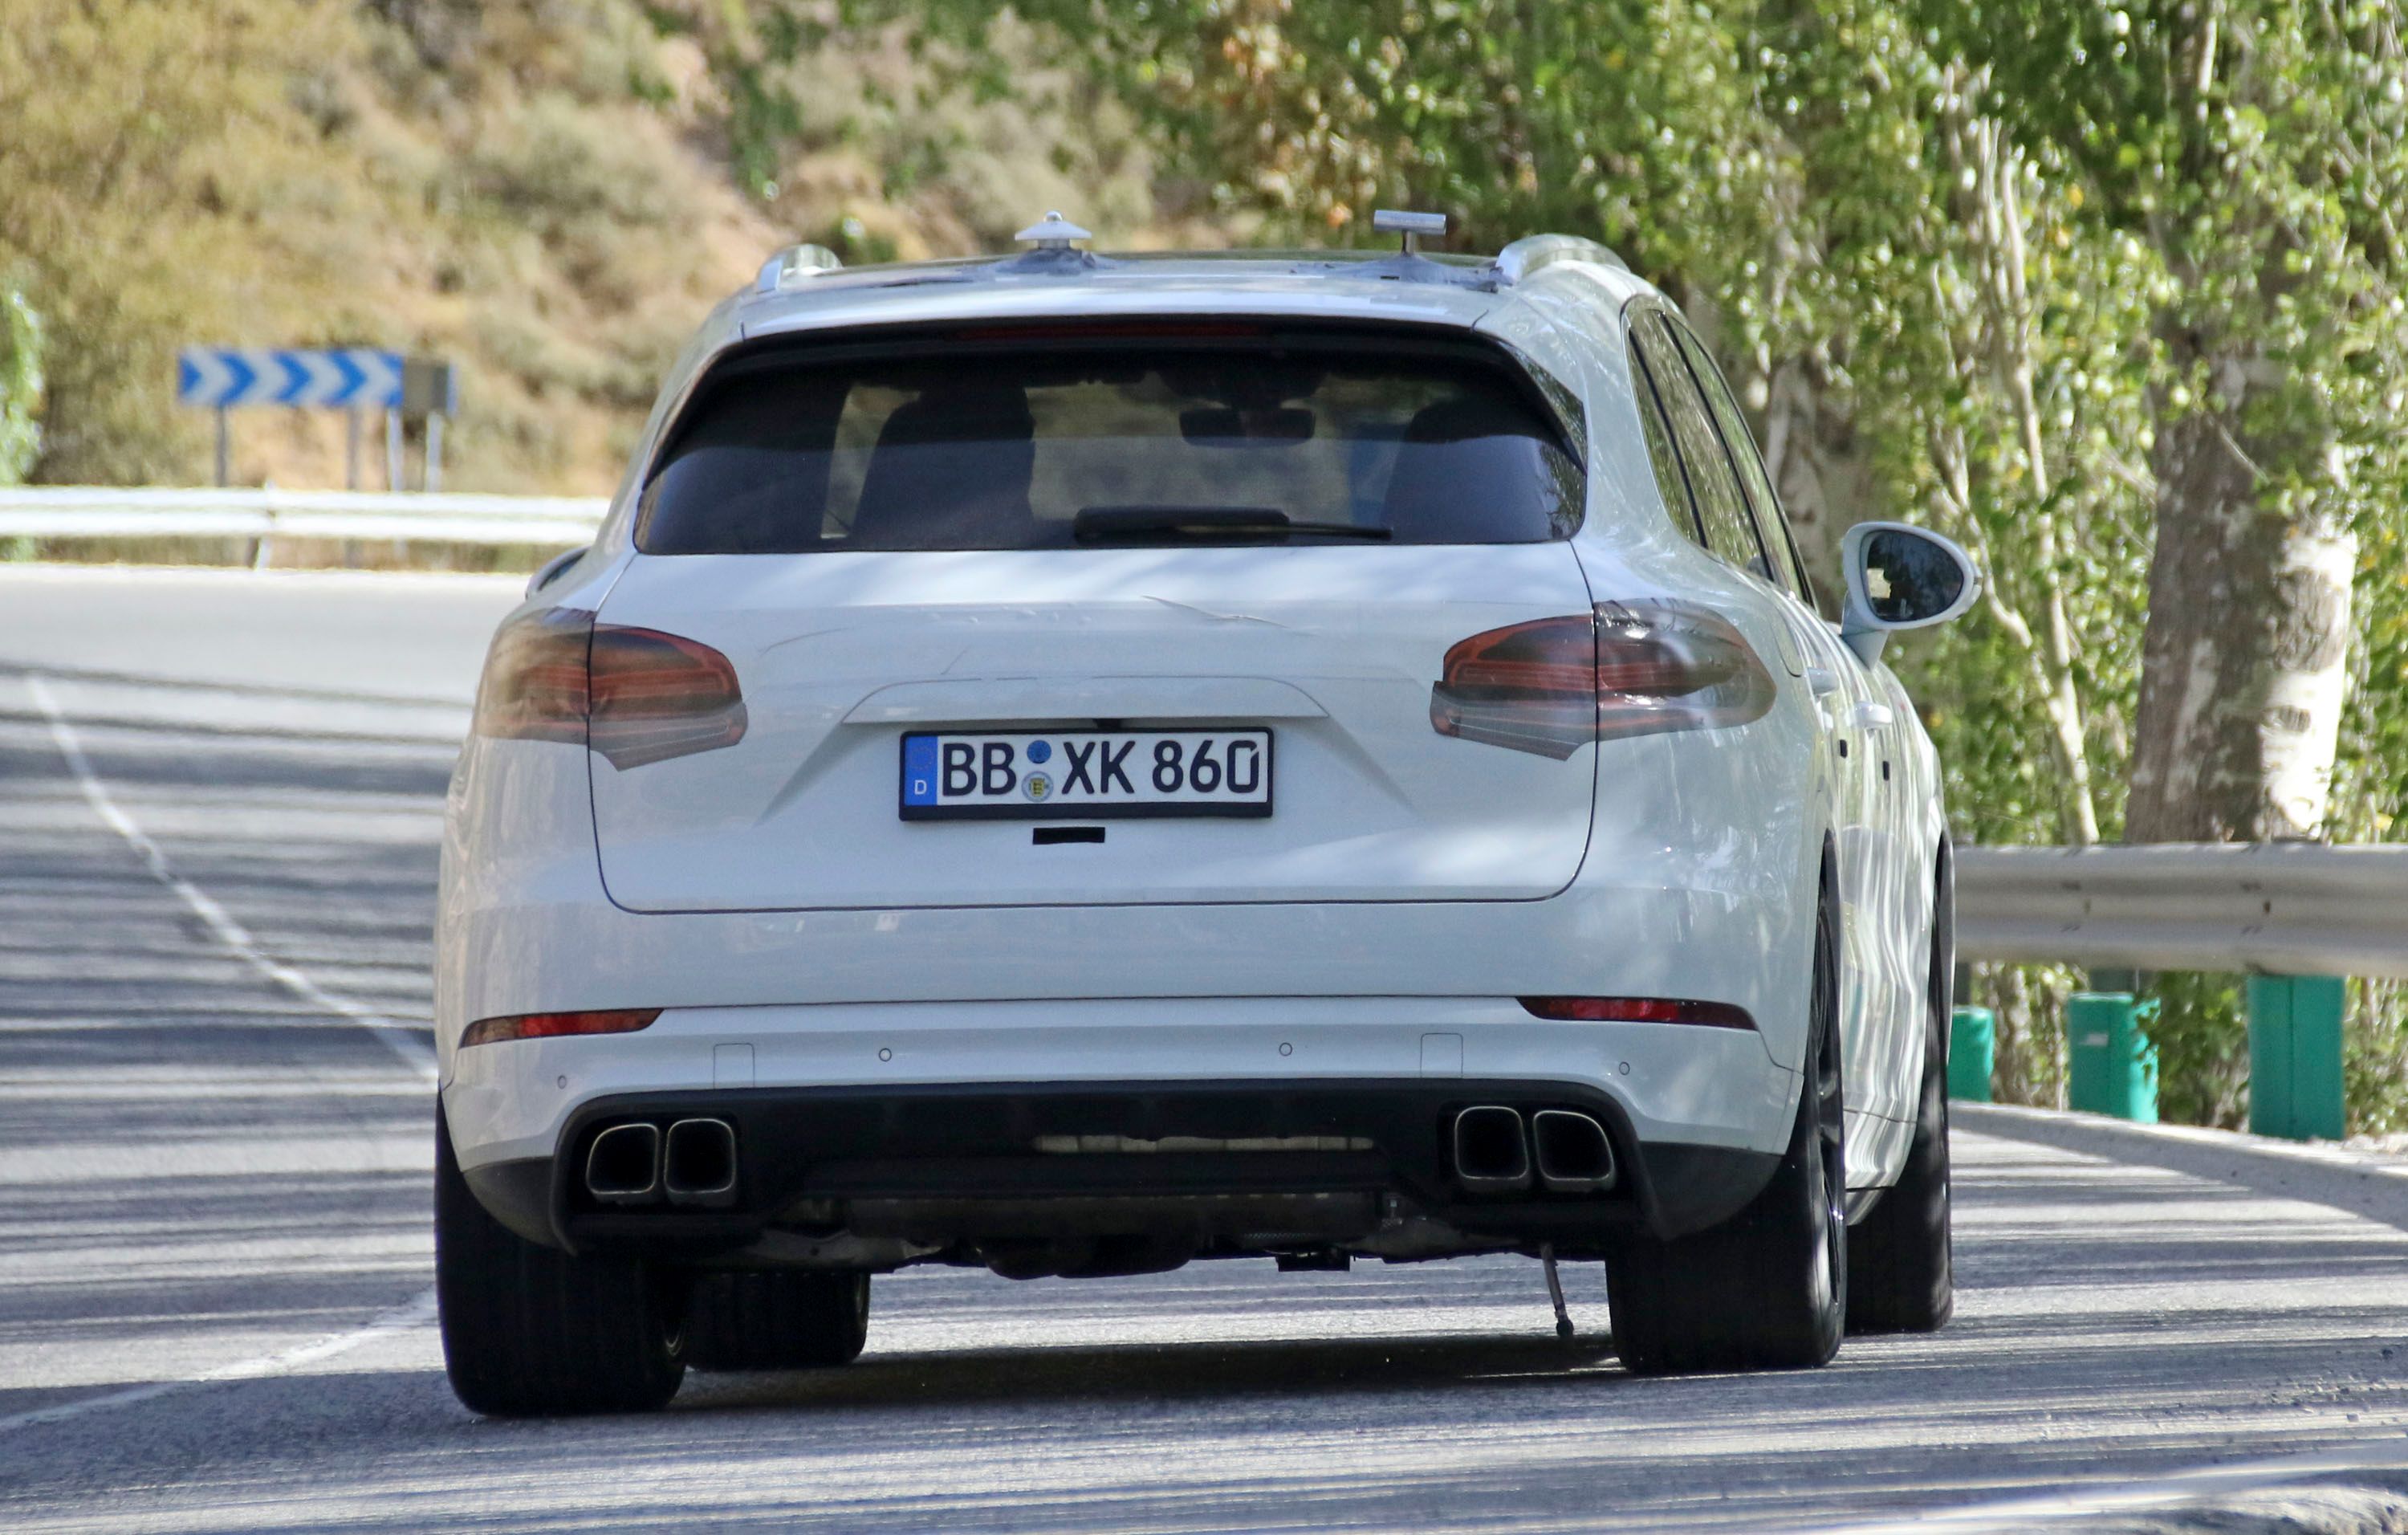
899;730;1273;820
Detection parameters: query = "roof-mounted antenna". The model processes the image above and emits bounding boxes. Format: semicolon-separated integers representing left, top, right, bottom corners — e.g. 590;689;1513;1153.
754;242;844;294
1015;211;1092;251
1372;209;1448;255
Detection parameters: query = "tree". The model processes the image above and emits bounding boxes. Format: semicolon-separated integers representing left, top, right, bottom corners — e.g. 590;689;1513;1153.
0;0;356;482
0;284;40;485
1930;0;2408;843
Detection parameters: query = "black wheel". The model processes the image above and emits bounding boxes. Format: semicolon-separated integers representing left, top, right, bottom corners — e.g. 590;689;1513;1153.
435;1104;687;1416
1847;845;1956;1333
685;1269;871;1370
1609;856;1847;1374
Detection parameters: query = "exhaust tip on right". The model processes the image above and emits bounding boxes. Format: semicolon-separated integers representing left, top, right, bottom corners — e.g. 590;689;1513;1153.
1531;1110;1617;1191
1452;1105;1531;1190
663;1118;738;1207
584;1122;661;1203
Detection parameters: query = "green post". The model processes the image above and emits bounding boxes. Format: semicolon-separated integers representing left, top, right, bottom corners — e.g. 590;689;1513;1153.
2067;992;2159;1122
1948;1008;1995;1102
2247;975;2346;1141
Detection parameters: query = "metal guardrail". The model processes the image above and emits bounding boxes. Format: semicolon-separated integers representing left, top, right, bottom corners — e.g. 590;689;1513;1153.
0;487;607;547
1957;843;2408;980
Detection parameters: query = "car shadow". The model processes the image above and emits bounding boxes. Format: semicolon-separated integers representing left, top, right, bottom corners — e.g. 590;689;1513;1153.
673;1329;1626;1415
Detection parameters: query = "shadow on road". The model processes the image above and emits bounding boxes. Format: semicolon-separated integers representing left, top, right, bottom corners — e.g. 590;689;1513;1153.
679;1329;1625;1417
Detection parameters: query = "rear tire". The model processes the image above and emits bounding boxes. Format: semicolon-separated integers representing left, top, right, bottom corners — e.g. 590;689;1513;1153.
1609;861;1847;1375
685;1270;871;1370
1846;846;1956;1334
435;1105;687;1416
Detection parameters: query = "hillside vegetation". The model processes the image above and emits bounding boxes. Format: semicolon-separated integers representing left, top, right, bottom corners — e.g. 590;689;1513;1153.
0;0;1194;493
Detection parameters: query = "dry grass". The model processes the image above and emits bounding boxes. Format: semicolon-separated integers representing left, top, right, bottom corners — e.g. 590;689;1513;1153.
2;2;1216;504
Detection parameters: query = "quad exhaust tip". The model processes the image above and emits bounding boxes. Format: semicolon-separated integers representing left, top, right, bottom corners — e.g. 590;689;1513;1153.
1531;1110;1617;1192
1452;1105;1531;1190
584;1122;661;1204
663;1118;738;1207
582;1118;740;1207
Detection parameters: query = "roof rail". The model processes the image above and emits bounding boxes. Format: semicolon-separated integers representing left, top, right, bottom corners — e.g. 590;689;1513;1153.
1494;234;1627;285
754;243;845;295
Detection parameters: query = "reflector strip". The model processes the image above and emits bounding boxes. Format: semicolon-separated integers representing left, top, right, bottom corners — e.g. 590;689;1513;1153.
459;1008;663;1048
1518;996;1756;1030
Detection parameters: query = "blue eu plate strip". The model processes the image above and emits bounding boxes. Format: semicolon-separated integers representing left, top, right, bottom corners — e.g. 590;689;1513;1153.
901;735;940;806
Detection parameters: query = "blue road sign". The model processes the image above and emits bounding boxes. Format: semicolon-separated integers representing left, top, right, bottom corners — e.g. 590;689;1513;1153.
177;348;405;410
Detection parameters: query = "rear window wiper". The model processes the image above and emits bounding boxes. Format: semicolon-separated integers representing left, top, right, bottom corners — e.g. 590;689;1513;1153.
1072;507;1393;541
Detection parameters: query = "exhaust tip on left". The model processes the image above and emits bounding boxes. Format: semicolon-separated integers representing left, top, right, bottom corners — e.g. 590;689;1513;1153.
584;1122;661;1204
1452;1105;1532;1191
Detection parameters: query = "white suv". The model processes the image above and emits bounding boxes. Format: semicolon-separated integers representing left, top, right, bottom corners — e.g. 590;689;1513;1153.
433;214;1976;1415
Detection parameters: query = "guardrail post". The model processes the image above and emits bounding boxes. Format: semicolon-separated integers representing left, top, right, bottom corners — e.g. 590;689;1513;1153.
1947;1007;1995;1102
2067;992;2159;1122
2247;975;2346;1141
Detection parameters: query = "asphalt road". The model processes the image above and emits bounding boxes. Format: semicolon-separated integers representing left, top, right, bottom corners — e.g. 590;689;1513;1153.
6;565;2408;1533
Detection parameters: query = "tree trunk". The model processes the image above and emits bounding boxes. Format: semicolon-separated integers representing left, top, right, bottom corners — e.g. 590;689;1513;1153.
2124;362;2355;843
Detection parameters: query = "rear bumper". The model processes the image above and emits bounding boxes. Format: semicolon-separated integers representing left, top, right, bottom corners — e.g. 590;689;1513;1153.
462;1077;1782;1257
437;812;1823;1099
445;996;1799;1170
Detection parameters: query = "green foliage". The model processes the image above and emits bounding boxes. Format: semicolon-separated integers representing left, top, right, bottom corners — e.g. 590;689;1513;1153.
642;5;1178;260
0;0;347;482
2142;973;2251;1129
0;283;42;485
2345;980;2408;1136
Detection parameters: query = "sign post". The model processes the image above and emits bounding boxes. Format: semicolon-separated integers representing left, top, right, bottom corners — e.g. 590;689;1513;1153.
403;359;459;493
177;348;456;491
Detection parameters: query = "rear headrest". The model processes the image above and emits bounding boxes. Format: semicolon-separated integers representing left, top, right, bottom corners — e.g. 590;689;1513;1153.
1381;394;1544;540
849;384;1037;548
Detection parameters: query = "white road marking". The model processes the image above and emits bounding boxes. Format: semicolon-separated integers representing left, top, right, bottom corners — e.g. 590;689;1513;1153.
25;674;437;1082
13;674;443;1435
0;1289;437;1435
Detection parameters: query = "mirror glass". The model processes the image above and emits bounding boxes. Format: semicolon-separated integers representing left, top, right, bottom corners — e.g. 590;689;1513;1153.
1861;528;1965;624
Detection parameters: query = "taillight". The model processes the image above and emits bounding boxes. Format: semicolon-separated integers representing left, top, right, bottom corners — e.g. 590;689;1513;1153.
472;608;592;747
1519;996;1757;1030
471;609;747;769
459;1008;661;1047
588;626;748;769
1430;599;1776;759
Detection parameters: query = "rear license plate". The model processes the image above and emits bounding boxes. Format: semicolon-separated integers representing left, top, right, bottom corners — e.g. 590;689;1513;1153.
899;730;1273;820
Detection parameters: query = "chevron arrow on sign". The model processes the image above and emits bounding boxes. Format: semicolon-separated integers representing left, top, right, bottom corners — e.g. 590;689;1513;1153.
177;347;409;410
273;353;313;405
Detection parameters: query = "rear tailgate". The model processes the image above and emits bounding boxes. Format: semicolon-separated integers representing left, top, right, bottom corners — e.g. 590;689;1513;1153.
588;544;1599;910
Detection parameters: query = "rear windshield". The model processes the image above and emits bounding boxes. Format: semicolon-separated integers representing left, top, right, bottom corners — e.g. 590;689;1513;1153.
637;338;1584;554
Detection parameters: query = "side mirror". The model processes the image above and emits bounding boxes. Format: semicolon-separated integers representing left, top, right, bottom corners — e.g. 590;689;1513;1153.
1837;522;1979;665
526;546;586;599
